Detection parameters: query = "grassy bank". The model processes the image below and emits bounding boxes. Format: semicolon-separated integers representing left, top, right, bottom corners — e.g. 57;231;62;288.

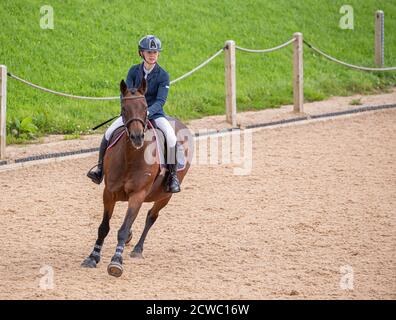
1;0;395;143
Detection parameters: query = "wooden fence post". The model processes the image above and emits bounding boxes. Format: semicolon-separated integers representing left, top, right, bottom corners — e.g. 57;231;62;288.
0;65;7;160
375;10;384;66
293;33;303;113
224;40;237;127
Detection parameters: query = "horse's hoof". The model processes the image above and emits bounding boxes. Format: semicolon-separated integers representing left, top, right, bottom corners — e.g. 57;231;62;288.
81;257;97;268
107;262;123;277
130;251;144;259
126;232;133;245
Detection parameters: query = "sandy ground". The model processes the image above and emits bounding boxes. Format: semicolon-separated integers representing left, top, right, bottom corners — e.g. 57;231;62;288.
0;109;395;299
3;87;396;161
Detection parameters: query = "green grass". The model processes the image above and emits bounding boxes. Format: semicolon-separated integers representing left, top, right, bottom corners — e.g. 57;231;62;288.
1;0;395;143
349;98;363;105
64;133;81;140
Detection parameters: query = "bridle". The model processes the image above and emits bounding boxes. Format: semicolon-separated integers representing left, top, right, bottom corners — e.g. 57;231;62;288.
121;95;148;135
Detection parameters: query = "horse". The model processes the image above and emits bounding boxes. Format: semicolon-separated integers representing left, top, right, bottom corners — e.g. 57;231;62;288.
81;79;194;277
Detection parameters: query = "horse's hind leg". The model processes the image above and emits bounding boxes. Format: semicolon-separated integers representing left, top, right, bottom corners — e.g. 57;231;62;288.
81;190;115;268
130;196;172;259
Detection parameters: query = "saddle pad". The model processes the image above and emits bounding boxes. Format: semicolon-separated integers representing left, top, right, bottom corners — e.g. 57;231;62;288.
148;121;186;172
107;126;125;150
106;121;186;172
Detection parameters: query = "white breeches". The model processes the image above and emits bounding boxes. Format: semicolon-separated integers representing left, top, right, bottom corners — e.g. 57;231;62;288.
105;116;124;141
104;116;177;148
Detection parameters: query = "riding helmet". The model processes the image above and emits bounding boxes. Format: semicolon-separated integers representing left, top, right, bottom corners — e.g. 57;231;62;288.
138;35;162;52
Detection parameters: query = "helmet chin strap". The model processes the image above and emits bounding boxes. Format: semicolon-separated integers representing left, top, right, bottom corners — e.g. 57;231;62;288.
139;51;149;64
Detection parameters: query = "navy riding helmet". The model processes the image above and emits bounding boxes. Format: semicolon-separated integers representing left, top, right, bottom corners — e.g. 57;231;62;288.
138;35;162;52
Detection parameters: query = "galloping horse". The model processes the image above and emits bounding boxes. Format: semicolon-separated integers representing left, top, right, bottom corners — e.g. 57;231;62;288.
81;79;193;277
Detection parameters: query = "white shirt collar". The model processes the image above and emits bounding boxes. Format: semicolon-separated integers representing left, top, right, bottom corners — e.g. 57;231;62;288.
143;64;155;79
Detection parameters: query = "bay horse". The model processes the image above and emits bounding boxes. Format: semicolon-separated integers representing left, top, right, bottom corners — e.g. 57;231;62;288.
81;79;193;277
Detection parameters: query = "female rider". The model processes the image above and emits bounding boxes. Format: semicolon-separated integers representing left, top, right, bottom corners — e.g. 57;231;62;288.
87;35;180;193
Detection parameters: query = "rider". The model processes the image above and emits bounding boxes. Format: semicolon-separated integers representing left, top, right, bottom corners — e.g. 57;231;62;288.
87;35;181;193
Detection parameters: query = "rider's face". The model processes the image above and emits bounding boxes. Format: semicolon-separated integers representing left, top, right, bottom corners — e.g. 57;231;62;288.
142;50;159;64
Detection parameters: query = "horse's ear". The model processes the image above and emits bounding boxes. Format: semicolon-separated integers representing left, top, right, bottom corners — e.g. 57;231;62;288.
120;79;128;96
138;77;147;95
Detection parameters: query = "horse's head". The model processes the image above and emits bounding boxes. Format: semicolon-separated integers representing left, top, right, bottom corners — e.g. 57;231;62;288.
120;79;148;149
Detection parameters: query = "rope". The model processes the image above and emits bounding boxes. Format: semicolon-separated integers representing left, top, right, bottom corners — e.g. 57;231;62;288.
7;72;120;100
7;39;395;102
170;48;224;84
7;48;225;99
235;38;295;53
303;40;396;71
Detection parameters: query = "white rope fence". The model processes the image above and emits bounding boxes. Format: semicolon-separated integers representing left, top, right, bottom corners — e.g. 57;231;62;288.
7;72;120;100
170;48;225;84
304;40;396;71
6;47;226;101
7;39;394;102
235;38;295;53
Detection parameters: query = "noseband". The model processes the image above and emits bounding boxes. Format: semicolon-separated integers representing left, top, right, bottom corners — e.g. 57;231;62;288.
121;95;148;136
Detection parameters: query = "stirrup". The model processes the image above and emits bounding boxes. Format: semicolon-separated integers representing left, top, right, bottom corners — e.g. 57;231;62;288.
88;164;98;173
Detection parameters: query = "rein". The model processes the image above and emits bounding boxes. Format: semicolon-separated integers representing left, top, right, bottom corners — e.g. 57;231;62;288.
91;95;148;131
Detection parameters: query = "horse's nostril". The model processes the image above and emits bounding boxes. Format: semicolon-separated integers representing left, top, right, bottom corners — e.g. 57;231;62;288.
130;133;144;141
130;133;143;147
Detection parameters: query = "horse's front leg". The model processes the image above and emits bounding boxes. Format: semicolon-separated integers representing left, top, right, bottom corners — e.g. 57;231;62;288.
82;189;115;268
107;191;145;277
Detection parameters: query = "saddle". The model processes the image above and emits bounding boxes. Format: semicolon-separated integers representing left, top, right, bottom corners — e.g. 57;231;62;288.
107;119;185;171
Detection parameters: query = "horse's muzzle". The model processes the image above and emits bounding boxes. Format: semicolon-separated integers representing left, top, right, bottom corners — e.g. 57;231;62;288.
129;133;144;149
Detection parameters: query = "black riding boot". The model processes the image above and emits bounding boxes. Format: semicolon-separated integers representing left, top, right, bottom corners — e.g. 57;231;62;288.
166;145;181;193
166;163;181;193
87;136;108;184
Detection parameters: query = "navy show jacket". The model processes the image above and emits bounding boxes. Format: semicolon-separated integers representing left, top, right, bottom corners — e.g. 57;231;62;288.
125;62;170;120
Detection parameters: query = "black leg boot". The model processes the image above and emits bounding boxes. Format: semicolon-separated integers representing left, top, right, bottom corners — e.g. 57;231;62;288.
166;163;181;193
165;145;181;193
87;136;108;184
